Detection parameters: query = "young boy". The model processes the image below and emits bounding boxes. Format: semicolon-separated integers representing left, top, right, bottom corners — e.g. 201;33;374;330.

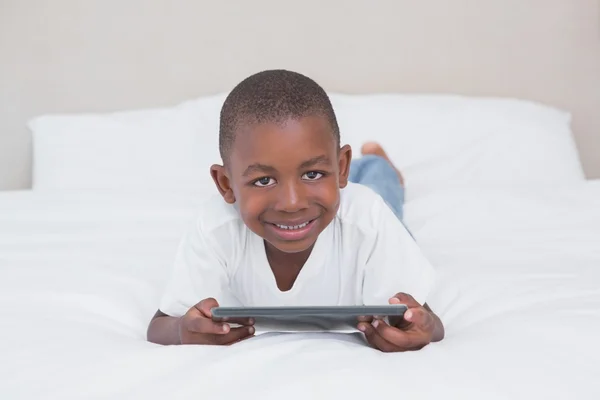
147;70;444;352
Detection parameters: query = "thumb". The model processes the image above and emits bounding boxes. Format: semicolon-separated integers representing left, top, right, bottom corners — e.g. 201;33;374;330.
404;307;433;329
195;297;220;318
389;292;421;308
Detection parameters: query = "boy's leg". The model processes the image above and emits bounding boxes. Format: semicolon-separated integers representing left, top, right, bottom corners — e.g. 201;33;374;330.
348;144;405;221
359;142;405;187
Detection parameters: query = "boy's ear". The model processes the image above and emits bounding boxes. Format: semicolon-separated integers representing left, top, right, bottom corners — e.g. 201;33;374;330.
210;164;236;204
337;144;352;188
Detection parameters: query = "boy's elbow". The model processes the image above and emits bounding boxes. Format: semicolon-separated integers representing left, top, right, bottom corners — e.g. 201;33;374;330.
432;315;445;342
146;313;162;344
146;309;179;345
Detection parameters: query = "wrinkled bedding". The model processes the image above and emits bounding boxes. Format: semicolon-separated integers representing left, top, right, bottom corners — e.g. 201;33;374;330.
1;183;599;399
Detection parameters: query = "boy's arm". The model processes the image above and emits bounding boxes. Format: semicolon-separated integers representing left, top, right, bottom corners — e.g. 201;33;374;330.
148;218;252;345
358;293;444;352
147;310;182;345
424;303;445;342
148;299;255;346
360;197;444;351
362;198;436;307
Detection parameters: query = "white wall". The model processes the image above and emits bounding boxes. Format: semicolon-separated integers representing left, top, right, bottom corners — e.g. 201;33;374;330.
1;0;599;189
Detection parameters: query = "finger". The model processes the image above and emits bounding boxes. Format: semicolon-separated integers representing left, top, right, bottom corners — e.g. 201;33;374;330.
357;314;388;323
375;319;432;351
404;308;435;334
390;307;431;330
195;298;219;318
371;319;416;350
229;328;257;345
214;317;255;326
389;292;421;308
389;314;411;330
187;315;231;335
358;321;399;352
388;293;420;327
214;326;255;345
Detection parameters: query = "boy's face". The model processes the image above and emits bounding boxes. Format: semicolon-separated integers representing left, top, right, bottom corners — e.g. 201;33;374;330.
211;116;351;254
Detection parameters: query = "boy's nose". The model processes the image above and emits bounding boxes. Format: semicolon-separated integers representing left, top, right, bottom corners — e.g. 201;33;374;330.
274;181;308;213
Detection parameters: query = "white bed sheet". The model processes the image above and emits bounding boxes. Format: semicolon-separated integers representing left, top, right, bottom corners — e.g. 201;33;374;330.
1;183;599;400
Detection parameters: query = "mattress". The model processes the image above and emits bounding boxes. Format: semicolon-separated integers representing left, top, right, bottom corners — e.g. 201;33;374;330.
1;183;599;399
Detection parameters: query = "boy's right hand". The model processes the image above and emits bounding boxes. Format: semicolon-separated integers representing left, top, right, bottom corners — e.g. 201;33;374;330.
178;298;255;345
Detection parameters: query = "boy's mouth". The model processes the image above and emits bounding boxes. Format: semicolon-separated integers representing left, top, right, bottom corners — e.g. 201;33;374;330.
266;218;318;241
273;221;311;230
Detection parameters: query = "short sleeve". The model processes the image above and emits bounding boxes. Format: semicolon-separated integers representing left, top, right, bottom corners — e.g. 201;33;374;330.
362;199;436;306
158;220;234;317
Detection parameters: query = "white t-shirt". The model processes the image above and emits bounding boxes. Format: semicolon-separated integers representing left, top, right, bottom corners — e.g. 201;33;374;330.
159;182;436;317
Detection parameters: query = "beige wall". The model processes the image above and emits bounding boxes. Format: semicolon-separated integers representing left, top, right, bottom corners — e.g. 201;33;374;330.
1;0;599;190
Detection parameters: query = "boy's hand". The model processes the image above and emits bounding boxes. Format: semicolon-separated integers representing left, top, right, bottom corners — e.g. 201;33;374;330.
178;298;255;345
357;293;435;352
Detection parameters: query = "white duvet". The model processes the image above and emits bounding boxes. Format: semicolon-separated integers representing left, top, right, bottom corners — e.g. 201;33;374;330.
1;183;599;400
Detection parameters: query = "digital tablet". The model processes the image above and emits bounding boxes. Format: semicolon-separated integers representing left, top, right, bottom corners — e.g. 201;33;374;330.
211;305;408;332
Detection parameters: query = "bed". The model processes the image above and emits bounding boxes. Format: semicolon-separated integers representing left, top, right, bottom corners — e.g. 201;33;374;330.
1;184;599;399
1;92;599;399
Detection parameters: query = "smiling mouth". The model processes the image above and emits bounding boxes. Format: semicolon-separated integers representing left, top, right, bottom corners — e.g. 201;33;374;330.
265;217;319;241
273;221;312;230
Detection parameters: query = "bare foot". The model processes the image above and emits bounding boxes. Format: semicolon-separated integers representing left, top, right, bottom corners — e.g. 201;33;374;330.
360;142;405;187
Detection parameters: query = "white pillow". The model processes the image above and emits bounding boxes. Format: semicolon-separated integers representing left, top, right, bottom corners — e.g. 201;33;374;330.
31;94;227;192
329;93;585;200
30;92;585;198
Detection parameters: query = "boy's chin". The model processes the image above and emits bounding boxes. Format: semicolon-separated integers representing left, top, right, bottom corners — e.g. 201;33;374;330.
270;239;316;254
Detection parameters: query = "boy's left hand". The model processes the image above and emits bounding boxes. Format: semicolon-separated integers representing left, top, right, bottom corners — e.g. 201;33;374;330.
358;293;435;352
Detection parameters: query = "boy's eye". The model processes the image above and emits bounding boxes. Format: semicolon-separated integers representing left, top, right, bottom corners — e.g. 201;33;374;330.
302;171;323;181
254;177;276;187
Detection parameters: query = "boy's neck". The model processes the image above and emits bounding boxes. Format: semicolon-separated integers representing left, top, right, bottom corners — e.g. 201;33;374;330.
264;241;314;292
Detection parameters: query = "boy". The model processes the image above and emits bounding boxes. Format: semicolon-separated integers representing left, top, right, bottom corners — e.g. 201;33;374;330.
147;70;444;352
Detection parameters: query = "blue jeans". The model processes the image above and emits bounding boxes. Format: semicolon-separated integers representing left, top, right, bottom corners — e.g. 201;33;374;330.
348;155;405;222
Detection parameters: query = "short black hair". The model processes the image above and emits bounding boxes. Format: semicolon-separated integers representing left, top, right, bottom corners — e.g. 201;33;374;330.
219;69;340;161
